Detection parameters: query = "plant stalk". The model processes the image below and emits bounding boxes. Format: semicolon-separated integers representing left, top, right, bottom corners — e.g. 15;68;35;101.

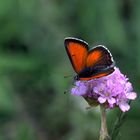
99;105;111;140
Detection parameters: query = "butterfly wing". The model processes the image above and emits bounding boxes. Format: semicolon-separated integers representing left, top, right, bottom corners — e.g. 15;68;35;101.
79;68;115;80
78;45;115;80
86;45;114;68
64;37;89;74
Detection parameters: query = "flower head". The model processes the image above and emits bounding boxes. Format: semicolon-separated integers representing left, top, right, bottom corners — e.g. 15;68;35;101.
71;67;137;112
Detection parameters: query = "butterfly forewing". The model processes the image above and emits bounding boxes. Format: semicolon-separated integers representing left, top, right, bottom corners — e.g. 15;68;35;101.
65;38;89;73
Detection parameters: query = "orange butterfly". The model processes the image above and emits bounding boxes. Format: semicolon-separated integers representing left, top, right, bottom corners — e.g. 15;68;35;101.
64;37;115;81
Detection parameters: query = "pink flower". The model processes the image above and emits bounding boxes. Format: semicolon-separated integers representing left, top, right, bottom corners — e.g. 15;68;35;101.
71;81;88;96
71;67;137;112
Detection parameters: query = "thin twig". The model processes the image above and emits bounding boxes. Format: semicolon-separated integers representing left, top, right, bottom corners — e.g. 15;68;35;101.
110;111;127;140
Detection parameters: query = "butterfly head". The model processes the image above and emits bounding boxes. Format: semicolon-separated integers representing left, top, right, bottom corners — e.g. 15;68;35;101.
74;75;80;81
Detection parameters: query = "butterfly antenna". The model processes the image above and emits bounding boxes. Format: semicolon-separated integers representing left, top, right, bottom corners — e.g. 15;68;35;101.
64;74;73;78
64;89;70;94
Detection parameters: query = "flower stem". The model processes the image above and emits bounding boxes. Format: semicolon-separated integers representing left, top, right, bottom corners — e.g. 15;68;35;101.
99;105;111;140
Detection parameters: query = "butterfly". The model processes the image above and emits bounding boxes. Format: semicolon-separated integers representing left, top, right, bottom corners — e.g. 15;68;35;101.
64;37;115;81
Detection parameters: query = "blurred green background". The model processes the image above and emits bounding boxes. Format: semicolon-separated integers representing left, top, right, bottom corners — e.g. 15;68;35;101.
0;0;139;140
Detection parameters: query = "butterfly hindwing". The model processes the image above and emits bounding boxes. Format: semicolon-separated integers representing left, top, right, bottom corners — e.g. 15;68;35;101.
65;37;89;73
77;45;115;80
86;45;114;68
79;67;115;80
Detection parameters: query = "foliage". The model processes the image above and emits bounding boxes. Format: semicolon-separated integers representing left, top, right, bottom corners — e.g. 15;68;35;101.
0;0;139;140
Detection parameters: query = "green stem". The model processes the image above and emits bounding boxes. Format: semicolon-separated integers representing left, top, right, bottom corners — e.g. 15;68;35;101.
99;105;111;140
110;111;126;140
111;101;131;140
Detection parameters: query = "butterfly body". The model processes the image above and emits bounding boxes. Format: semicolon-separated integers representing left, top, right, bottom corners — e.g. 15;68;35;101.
64;37;115;81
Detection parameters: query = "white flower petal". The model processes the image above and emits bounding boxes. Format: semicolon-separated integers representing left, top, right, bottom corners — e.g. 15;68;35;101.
108;98;116;104
98;96;106;104
125;82;133;92
93;87;99;93
119;102;130;112
126;92;137;100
